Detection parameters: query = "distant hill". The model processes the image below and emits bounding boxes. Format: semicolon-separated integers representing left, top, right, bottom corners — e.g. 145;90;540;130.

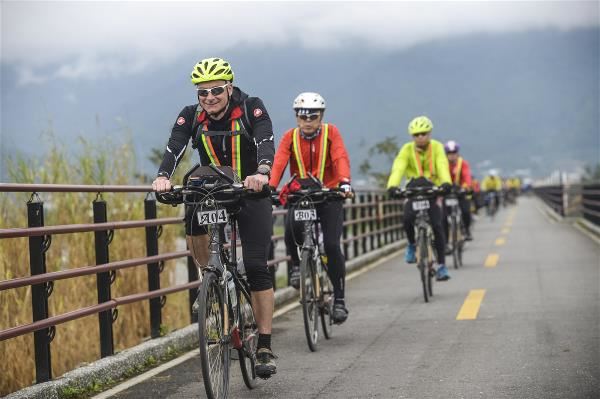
1;28;598;181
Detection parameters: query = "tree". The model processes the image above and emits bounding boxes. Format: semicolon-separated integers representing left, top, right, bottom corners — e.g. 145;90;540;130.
359;136;400;188
582;162;600;182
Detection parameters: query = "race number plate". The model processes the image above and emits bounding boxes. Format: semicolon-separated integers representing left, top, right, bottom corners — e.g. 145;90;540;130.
197;209;228;225
445;198;459;206
412;200;430;211
294;209;317;221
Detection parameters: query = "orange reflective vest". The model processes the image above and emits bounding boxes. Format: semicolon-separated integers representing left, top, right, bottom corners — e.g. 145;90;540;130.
291;124;329;181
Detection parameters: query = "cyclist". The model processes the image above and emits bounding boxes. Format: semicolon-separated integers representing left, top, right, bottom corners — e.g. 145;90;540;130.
387;116;452;281
481;169;502;210
443;140;473;241
269;92;353;324
152;57;277;378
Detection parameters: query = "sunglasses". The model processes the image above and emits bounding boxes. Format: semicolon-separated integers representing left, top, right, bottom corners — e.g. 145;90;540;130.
196;83;229;97
297;114;320;121
413;132;429;137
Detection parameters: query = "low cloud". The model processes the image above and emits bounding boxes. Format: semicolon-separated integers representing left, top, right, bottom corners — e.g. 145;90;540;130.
2;1;598;84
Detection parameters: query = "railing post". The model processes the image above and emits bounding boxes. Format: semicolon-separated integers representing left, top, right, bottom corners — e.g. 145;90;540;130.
93;198;115;357
376;194;383;248
351;195;358;257
145;197;162;338
187;250;199;324
381;194;390;245
28;199;53;383
360;193;367;254
368;193;375;251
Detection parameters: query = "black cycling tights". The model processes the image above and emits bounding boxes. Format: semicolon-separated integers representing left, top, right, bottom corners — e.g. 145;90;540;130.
285;201;346;301
185;197;274;292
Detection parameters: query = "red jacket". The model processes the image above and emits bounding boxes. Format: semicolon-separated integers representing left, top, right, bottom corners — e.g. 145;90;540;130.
449;156;472;188
270;123;351;189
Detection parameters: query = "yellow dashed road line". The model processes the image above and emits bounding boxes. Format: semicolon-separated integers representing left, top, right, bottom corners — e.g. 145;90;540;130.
501;227;510;234
456;289;486;320
484;253;499;268
495;237;506;246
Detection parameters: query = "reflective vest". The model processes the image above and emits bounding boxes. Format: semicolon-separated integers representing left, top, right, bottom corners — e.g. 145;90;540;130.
451;157;464;185
199;116;245;177
291;124;329;182
412;143;434;179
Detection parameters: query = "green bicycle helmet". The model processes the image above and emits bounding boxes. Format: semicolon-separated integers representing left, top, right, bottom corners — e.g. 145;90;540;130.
408;116;433;135
190;57;234;84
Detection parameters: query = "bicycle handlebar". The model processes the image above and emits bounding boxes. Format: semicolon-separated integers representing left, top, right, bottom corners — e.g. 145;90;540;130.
155;183;271;206
271;188;346;207
390;185;444;200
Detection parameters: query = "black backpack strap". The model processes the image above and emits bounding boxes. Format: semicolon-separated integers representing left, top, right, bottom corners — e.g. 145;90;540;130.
191;105;203;149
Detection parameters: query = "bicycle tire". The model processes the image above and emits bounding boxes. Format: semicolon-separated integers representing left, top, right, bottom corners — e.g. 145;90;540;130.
319;262;334;340
457;222;465;267
300;249;319;351
198;271;230;399
238;287;257;389
417;233;429;303
451;219;459;269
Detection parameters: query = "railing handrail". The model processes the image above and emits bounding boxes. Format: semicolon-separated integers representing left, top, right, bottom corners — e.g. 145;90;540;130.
0;251;189;291
0;217;183;239
0;183;152;193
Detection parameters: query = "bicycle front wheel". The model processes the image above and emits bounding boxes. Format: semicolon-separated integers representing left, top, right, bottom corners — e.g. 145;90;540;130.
417;233;429;303
451;220;459;269
300;249;319;351
238;287;258;389
198;271;230;399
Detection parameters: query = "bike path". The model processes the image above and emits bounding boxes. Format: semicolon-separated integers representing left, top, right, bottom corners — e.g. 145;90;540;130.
101;197;599;399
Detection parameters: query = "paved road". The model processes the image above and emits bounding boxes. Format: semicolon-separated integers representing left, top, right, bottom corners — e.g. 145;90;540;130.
106;197;600;399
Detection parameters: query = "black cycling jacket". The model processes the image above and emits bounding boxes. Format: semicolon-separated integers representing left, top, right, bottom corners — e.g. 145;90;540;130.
157;87;275;180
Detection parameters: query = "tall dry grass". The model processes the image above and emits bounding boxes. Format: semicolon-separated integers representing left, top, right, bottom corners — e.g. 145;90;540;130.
0;137;193;395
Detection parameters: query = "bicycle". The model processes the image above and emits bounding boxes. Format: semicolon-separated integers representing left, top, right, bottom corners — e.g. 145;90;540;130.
445;187;468;269
485;190;498;220
393;185;443;303
277;183;345;351
156;163;270;399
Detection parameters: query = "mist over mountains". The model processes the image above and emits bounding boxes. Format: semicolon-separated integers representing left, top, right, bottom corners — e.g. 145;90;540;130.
1;28;598;182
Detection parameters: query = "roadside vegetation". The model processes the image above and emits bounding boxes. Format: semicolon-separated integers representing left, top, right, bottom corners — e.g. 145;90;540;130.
0;136;192;395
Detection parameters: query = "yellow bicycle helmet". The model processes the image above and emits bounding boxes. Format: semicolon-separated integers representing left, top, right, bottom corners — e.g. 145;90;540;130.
408;116;433;135
190;57;234;84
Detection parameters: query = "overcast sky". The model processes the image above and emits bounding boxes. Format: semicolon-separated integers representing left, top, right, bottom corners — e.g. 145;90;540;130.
1;1;599;84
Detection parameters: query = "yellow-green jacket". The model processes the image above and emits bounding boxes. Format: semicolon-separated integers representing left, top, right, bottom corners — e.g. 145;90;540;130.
481;176;502;191
386;140;451;188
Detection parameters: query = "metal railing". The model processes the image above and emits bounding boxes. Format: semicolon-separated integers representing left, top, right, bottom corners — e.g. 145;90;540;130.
0;183;404;386
534;182;600;226
533;185;565;216
581;183;600;226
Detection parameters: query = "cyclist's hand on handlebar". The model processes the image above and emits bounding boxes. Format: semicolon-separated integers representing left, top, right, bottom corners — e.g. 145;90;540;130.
440;182;452;194
387;186;401;198
339;182;354;199
152;176;172;193
244;173;269;192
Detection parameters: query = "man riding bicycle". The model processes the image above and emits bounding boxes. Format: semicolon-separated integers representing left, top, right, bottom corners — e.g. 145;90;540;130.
152;57;277;378
386;116;452;281
443;140;473;241
481;169;502;210
269;92;353;324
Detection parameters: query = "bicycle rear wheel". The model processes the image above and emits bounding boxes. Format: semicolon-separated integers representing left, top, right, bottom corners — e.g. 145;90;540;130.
198;271;230;399
300;249;319;351
319;263;334;340
238;287;257;389
417;234;429;303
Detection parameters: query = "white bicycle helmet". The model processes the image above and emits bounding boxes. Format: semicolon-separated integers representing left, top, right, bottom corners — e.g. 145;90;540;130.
293;92;326;114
